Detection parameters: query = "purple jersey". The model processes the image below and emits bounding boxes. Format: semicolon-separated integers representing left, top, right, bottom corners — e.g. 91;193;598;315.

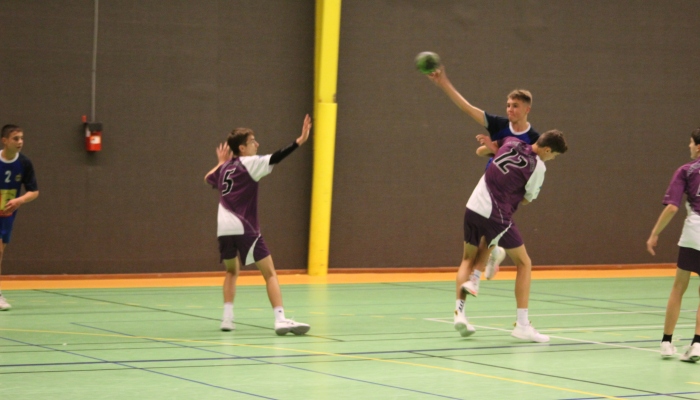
466;137;546;224
206;154;274;236
663;158;700;250
663;158;700;212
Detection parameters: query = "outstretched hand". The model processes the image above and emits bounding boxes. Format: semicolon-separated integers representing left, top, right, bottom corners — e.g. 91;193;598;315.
296;114;312;145
476;134;492;147
427;66;447;87
476;134;498;155
216;143;232;164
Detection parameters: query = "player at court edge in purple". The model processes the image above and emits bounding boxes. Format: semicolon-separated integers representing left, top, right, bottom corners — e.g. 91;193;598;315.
646;128;700;363
205;115;311;336
0;124;39;311
426;63;539;286
453;131;567;342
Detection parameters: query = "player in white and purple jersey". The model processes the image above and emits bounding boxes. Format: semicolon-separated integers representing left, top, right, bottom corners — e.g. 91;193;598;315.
425;64;539;280
204;115;311;336
454;131;567;342
646;128;700;363
0;125;39;311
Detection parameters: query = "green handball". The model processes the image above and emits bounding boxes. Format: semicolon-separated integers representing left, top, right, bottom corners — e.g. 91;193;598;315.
415;51;441;74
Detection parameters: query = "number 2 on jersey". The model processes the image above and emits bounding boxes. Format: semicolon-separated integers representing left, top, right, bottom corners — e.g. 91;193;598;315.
221;169;235;195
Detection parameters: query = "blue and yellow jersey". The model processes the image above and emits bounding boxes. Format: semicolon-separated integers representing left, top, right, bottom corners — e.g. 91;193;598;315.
0;153;38;215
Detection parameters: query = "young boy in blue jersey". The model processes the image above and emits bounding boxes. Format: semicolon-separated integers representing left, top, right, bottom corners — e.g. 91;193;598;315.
426;64;539;281
0;125;39;311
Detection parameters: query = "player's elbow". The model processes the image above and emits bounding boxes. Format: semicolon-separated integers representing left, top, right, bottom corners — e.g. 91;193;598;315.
476;147;491;157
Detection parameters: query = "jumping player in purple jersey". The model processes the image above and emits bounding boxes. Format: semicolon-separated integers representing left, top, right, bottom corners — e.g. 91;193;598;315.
426;64;539;281
0;125;39;311
453;131;567;342
205;115;311;335
646;128;700;363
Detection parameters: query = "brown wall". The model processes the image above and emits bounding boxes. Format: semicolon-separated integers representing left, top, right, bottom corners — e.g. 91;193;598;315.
0;1;314;274
1;1;698;274
329;0;700;268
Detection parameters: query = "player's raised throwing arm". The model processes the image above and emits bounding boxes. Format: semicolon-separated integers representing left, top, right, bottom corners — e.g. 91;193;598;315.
270;114;312;165
427;66;486;127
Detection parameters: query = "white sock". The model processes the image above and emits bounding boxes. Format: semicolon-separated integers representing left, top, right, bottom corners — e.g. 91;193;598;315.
223;302;234;320
273;306;286;322
472;270;482;282
516;308;529;326
456;299;465;315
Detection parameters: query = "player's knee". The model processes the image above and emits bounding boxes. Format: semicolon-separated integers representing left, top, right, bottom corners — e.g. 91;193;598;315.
262;269;277;281
515;259;532;270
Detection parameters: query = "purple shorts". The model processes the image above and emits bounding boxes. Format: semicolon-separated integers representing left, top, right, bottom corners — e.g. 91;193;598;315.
463;208;523;249
677;246;700;275
218;234;271;266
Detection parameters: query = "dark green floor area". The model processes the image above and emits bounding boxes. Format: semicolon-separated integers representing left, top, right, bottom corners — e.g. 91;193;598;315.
1;277;699;399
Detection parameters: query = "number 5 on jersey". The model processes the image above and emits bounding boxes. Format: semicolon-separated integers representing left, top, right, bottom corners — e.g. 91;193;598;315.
222;169;235;195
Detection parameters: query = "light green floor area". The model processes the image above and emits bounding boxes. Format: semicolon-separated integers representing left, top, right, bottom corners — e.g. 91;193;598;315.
0;277;699;399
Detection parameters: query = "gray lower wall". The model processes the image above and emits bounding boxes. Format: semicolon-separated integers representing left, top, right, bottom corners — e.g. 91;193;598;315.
0;1;697;274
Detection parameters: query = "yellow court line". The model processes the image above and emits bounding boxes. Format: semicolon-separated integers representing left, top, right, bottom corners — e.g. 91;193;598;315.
1;269;676;290
0;327;625;399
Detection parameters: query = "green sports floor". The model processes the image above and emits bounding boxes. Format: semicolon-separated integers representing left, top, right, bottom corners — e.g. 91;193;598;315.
1;276;699;399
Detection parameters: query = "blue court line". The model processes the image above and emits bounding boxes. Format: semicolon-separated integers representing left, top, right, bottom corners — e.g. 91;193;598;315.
32;289;346;343
0;338;665;369
68;323;463;400
0;336;276;399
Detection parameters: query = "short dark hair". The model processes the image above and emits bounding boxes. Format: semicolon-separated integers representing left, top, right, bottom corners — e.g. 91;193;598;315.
508;89;532;106
1;124;22;139
227;128;254;156
536;129;568;154
691;128;700;145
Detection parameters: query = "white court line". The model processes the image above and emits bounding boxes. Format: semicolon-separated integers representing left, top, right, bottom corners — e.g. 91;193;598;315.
464;309;695;320
423;317;689;353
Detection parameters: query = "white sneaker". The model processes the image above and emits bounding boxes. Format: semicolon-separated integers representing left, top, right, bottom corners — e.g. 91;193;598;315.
660;341;676;358
461;279;479;297
680;343;700;363
485;246;505;280
274;319;310;336
0;296;11;311
453;312;476;337
511;322;550;343
220;318;235;331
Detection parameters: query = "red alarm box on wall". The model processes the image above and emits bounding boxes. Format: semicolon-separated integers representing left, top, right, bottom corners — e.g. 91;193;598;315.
84;122;103;152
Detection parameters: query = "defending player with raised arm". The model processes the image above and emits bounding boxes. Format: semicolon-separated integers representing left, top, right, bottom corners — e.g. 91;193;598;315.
646;128;700;363
0;125;39;311
204;114;311;336
454;131;567;342
426;64;540;277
